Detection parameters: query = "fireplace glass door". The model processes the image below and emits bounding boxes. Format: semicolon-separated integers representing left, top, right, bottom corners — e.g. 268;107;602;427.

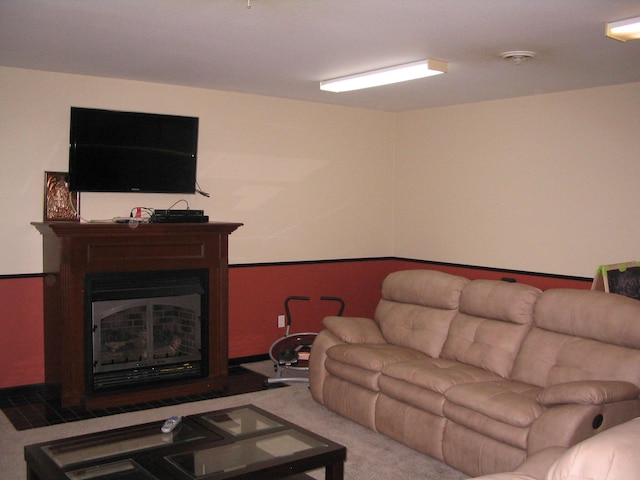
87;270;207;392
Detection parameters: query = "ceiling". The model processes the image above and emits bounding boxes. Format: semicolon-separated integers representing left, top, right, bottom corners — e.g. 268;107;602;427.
1;0;640;112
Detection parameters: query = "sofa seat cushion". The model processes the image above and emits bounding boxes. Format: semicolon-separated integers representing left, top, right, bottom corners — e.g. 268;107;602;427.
378;376;448;415
325;344;428;391
445;380;543;427
382;357;503;394
325;357;382;391
444;401;532;450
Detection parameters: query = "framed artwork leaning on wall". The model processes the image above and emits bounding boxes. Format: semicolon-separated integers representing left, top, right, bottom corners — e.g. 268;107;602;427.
44;171;79;221
592;261;640;300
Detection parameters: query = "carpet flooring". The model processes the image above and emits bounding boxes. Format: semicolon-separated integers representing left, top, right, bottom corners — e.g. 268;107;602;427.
0;361;469;480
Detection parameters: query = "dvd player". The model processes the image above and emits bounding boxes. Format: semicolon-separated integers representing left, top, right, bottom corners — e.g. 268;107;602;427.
152;209;204;217
149;209;208;223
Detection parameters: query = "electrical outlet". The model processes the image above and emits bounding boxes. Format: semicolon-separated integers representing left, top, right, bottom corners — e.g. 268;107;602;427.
277;314;286;328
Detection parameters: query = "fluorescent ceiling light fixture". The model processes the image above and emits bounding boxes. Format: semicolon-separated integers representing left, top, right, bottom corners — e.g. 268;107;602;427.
606;15;640;42
320;59;448;93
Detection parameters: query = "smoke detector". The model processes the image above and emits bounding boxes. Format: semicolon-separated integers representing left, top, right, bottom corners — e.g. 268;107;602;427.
499;51;537;65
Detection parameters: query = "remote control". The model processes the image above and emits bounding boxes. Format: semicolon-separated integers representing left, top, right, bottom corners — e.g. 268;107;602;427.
161;416;182;433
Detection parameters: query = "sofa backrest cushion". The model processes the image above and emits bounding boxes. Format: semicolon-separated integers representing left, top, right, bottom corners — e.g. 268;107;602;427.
374;269;469;358
441;279;542;378
511;289;640;388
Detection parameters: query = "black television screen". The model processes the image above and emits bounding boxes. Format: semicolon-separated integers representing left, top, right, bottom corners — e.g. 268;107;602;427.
68;107;199;193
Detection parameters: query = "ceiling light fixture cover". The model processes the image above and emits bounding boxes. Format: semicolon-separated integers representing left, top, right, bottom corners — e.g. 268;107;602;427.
499;51;536;65
606;16;640;42
320;59;448;93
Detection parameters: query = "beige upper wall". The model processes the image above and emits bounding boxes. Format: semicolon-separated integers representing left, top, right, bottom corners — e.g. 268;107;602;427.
2;67;638;278
0;67;395;274
394;82;640;278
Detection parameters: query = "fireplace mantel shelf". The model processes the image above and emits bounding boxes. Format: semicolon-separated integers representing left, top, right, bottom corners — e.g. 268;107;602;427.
32;220;243;235
33;221;242;408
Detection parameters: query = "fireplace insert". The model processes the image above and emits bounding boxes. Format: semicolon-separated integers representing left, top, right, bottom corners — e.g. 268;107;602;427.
85;269;208;392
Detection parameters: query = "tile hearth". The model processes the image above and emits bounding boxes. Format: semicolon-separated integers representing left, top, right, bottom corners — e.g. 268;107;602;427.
0;364;279;431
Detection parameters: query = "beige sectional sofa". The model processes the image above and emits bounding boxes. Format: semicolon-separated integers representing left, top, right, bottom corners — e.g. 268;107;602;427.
308;269;640;477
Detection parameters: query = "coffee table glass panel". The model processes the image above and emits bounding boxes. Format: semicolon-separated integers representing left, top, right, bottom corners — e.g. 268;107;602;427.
42;422;207;468
167;429;327;477
200;407;282;436
65;459;157;480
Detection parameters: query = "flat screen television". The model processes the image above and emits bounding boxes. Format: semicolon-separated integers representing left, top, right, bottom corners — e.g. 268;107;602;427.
68;107;199;193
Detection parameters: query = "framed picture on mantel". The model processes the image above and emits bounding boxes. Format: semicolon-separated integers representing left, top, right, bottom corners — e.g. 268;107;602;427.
44;171;80;221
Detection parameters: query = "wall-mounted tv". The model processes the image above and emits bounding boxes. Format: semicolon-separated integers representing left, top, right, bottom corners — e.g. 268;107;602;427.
68;107;199;194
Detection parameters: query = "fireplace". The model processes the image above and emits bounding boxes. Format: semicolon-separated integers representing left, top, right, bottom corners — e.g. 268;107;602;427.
33;221;242;408
87;270;207;392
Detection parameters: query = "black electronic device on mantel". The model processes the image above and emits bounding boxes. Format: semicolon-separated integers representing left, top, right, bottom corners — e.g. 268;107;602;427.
68;107;199;194
150;209;209;223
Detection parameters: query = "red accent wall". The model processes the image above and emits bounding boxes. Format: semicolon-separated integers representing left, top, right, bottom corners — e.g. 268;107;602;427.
0;276;44;388
0;259;592;389
228;259;396;359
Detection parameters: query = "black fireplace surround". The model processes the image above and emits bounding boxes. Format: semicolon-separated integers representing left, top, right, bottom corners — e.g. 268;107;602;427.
85;269;209;392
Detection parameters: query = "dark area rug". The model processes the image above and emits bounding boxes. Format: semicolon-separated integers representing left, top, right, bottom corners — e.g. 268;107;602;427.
0;365;282;431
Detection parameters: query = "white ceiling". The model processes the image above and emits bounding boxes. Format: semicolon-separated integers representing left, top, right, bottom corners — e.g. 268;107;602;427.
2;0;640;112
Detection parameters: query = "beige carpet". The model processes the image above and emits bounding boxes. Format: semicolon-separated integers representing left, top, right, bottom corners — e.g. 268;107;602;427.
0;361;468;480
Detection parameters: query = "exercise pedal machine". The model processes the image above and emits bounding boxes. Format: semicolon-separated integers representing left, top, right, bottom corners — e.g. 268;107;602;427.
265;295;344;386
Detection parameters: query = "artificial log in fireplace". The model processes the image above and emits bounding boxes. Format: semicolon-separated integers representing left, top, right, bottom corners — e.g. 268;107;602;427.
32;221;242;408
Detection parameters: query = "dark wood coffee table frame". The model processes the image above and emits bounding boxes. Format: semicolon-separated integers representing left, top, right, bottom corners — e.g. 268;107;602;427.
24;404;346;480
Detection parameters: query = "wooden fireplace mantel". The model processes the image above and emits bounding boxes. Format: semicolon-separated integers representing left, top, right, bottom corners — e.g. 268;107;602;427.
32;221;242;408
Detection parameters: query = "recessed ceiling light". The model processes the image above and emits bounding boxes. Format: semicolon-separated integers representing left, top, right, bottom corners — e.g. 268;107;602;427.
320;59;448;93
606;16;640;42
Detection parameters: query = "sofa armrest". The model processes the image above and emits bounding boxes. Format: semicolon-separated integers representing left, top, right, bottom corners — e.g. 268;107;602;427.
322;316;387;345
546;417;640;480
536;380;639;407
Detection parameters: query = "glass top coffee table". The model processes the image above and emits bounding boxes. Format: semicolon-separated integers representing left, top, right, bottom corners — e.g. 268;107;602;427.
24;404;346;480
